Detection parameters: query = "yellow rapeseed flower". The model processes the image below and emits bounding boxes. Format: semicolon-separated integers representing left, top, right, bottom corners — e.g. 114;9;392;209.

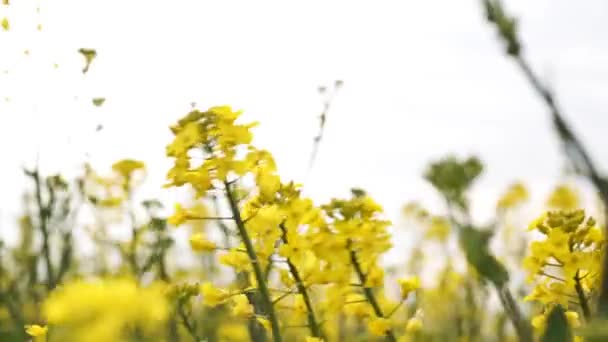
189;233;216;252
167;203;190;227
231;294;254;318
112;159;145;178
367;317;392;336
219;249;251;272
200;282;231;307
398;276;420;300
43;278;168;342
24;324;47;340
497;182;528;210
547;184;579;210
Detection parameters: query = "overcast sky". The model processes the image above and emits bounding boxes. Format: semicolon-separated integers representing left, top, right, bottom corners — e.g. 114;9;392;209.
1;1;607;251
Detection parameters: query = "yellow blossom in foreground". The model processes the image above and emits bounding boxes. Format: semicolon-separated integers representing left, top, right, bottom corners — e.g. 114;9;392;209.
43;278;168;342
398;276;420;300
200;282;232;307
189;233;216;252
24;324;47;338
368;317;392;336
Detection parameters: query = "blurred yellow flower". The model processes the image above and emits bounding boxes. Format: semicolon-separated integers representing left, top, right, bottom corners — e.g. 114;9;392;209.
398;276;420;300
406;317;423;333
547;184;579;210
367;317;392;336
42;278;168;342
231;294;254;318
24;324;47;338
497;182;528;210
168;203;190;227
112;159;145;178
189;233;216;252
201;282;231;307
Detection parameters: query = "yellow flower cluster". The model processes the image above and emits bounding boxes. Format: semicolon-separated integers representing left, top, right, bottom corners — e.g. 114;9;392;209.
165;106;260;196
42;278;169;342
524;209;603;328
163;106;419;340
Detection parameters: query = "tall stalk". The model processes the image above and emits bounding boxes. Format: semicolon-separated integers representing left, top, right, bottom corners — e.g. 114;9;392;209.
349;246;397;342
279;223;323;338
224;182;283;342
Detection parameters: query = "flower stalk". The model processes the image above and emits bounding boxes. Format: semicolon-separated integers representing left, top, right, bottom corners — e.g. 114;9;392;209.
225;182;283;342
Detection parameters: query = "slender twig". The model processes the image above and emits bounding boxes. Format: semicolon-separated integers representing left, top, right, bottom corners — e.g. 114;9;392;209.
224;181;283;342
306;81;343;181
386;300;405;318
178;302;201;342
495;285;534;342
574;271;591;321
279;223;323;338
26;169;55;290
349;246;397;342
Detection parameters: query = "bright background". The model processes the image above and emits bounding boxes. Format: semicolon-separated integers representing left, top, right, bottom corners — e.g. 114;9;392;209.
1;1;607;259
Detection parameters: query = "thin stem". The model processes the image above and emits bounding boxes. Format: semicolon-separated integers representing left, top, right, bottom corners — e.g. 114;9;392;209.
574;270;591;321
279;223;323;338
349;247;397;342
178;303;200;342
496;284;533;342
386;300;405;318
29;169;55;290
224;182;283;342
305;81;342;184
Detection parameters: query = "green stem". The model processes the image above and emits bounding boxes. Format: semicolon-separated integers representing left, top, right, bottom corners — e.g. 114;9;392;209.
349;247;397;342
495;284;533;342
279;223;323;338
574;271;591;321
178;303;200;342
30;169;55;290
224;182;282;342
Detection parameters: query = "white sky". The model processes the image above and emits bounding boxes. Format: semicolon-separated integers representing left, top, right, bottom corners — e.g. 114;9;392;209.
1;0;607;254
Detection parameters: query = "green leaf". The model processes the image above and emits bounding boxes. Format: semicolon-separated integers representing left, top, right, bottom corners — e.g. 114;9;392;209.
459;225;509;286
78;48;97;74
92;97;106;107
424;155;483;209
541;305;573;342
